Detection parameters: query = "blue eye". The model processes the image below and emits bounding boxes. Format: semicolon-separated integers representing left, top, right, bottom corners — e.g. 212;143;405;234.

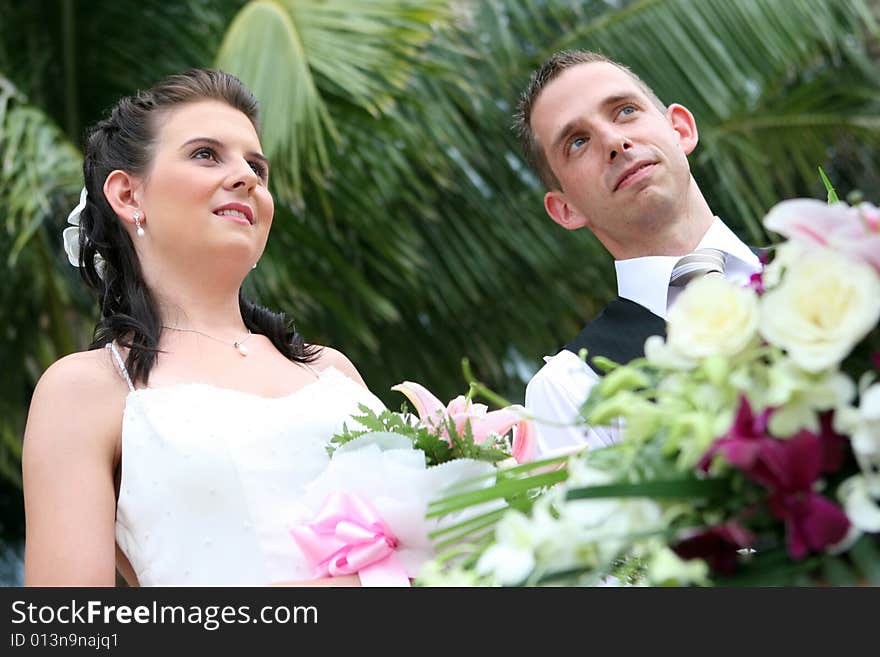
569;136;588;153
619;106;636;117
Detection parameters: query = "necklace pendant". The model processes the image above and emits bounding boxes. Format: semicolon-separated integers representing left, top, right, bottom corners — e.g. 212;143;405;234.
234;342;249;356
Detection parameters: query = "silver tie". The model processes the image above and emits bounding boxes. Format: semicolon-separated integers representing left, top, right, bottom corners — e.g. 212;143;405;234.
669;248;727;287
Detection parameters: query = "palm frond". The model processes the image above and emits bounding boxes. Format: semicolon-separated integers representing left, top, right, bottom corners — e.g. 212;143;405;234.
215;0;451;201
0;75;89;503
0;81;82;265
0;0;240;144
255;0;880;407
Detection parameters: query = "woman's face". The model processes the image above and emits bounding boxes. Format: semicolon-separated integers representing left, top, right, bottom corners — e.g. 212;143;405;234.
136;99;274;278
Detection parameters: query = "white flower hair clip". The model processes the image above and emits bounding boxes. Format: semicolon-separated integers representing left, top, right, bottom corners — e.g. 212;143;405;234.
62;187;106;278
62;187;87;267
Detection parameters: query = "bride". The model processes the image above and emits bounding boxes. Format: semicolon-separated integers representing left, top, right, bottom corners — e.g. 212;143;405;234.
22;69;385;586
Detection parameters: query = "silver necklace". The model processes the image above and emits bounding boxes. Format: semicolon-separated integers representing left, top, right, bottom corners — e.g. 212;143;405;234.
163;325;254;356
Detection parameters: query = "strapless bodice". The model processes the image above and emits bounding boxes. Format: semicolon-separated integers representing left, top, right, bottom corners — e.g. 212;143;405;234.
114;367;386;586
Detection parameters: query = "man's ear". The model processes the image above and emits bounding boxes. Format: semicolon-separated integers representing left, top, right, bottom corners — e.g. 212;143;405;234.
666;103;698;155
103;170;143;230
544;190;590;231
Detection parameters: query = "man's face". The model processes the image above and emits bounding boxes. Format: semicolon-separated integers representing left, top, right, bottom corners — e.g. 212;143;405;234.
530;62;697;256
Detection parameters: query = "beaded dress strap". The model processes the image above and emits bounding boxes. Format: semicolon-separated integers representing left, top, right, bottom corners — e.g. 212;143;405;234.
301;361;321;379
106;342;136;392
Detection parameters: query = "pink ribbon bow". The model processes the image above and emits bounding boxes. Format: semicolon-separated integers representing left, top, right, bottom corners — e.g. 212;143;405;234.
291;491;410;587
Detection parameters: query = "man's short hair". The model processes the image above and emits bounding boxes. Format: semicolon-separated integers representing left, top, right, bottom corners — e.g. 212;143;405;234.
512;50;666;191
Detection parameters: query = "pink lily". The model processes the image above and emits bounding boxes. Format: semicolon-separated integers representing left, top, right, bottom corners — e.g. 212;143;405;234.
391;381;536;463
763;199;880;273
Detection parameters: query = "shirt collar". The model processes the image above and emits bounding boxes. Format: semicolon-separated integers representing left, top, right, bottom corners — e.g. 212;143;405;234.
614;217;761;320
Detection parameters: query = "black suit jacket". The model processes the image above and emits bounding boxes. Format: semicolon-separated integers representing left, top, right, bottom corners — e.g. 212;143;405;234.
564;246;764;370
563;296;665;369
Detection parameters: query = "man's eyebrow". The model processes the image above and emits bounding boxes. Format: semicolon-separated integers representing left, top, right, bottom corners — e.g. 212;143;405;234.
551;93;639;152
552;120;581;152
180;137;269;166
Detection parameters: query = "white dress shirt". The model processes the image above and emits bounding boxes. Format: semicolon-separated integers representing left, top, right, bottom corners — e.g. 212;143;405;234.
524;218;762;457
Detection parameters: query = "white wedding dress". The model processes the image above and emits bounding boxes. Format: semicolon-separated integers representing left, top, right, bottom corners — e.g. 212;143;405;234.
108;343;387;586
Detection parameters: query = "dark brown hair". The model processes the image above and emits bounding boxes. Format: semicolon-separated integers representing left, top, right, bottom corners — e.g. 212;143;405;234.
78;68;318;384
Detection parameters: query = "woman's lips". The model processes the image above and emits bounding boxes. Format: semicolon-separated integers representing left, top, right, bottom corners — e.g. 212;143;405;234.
214;210;251;225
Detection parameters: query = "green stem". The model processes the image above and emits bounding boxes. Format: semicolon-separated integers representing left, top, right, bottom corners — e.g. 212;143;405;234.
565;477;731;501
428;507;508;542
427;469;568;517
461;357;514;408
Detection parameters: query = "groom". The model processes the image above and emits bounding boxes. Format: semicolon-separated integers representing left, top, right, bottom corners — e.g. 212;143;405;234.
516;50;762;456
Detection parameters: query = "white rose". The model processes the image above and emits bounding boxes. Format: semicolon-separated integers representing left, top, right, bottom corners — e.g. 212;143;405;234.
759;248;880;372
666;276;759;359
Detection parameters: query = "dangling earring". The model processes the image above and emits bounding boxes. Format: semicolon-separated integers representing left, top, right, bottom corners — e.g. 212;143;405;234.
133;211;144;237
252;262;257;270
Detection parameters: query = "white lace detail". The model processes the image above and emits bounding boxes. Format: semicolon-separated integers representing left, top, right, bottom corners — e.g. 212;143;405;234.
106;343;135;392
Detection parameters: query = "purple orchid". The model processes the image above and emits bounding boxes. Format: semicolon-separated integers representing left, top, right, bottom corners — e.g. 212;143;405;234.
768;488;851;560
816;411;848;475
699;396;850;559
748;270;765;295
698;396;783;489
673;522;756;575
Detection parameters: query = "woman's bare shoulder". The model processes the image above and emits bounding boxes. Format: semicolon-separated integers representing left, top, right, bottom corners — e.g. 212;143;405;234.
26;348;129;451
308;345;367;387
34;348;127;400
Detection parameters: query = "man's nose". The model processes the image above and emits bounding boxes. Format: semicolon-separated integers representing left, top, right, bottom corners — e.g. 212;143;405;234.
609;138;632;161
595;124;633;161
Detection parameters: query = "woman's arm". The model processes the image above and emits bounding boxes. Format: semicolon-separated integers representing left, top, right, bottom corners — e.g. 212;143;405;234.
23;351;126;586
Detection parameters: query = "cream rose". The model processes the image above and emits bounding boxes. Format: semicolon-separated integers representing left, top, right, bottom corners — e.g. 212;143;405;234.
759;248;880;372
666;276;759;359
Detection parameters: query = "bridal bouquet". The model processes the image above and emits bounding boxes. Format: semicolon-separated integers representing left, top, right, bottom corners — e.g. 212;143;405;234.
288;379;536;585
422;189;880;587
329;379;537;465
